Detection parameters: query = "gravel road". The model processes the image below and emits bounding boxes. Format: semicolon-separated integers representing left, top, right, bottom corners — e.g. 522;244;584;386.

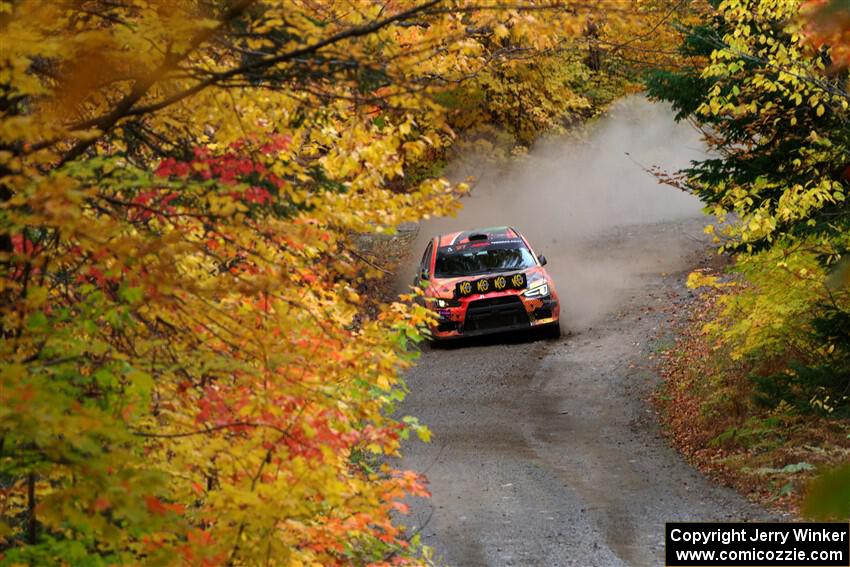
397;99;779;567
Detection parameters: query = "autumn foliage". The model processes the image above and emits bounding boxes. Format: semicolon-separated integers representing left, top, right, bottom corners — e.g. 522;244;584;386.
647;0;850;516
0;0;697;564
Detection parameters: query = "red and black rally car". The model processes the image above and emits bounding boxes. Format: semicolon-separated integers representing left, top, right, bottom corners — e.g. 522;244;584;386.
414;226;560;341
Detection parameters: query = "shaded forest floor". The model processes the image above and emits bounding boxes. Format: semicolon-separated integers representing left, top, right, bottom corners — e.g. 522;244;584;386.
654;269;850;515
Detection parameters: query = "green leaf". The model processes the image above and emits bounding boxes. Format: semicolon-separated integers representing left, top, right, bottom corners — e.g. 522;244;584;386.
126;370;154;400
803;463;850;519
118;286;144;304
27;311;48;331
94;368;117;388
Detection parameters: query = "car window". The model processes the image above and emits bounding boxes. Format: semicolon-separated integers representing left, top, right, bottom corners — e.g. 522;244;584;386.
419;242;433;279
434;244;536;278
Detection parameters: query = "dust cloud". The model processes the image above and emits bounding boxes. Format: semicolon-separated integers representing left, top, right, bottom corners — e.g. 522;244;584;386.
400;95;709;330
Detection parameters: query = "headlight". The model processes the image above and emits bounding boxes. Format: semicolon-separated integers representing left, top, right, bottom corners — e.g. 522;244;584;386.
431;297;460;308
523;282;549;298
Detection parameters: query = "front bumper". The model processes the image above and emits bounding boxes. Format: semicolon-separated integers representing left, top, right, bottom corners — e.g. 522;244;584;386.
430;293;559;340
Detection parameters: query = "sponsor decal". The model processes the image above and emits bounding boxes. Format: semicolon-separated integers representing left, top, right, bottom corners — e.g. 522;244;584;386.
439;238;526;254
456;272;526;297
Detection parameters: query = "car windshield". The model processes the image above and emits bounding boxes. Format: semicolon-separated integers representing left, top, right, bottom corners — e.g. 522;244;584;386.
434;245;536;278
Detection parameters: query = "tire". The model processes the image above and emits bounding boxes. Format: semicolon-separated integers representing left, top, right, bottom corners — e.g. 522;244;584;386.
541;322;561;340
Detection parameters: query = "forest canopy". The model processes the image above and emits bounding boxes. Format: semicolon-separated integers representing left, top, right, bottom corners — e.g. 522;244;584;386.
0;0;690;564
647;0;850;517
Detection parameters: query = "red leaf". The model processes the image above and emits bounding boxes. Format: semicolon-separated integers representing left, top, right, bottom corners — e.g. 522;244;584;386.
145;495;169;516
93;497;111;512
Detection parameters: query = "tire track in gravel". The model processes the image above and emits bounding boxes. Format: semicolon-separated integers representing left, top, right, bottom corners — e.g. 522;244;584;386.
396;99;782;567
400;221;779;567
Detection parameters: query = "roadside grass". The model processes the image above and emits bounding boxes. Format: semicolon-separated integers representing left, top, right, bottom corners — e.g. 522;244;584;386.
655;285;850;514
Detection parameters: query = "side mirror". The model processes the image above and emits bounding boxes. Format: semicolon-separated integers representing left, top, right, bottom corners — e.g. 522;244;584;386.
538;254;548;266
419;268;430;281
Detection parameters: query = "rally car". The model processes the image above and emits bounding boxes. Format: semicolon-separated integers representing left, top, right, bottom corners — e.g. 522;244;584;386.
414;226;561;341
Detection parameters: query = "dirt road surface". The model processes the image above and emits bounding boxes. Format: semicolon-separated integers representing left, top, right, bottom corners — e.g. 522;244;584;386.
397;99;778;567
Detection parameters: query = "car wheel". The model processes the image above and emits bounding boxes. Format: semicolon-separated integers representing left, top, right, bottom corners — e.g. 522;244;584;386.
541;322;561;340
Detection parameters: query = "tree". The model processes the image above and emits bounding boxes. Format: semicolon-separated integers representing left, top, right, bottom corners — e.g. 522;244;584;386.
804;0;850;68
0;0;676;563
647;0;850;515
646;0;850;362
648;0;850;252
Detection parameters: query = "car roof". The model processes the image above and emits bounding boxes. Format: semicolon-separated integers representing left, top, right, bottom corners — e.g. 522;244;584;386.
435;226;522;248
